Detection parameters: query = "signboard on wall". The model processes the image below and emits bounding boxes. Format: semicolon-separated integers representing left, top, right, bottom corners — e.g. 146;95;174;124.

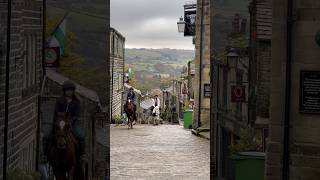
45;47;60;67
299;71;320;113
231;85;246;102
204;83;211;98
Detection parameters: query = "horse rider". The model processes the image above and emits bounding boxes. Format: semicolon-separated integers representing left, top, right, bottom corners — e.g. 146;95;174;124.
125;87;137;121
43;80;86;162
152;94;161;125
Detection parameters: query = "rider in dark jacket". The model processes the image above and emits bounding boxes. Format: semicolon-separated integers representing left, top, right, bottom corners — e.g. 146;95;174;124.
43;81;86;161
124;87;137;121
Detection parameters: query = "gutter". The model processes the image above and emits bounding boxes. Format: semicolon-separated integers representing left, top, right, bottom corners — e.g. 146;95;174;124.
283;0;293;179
4;0;11;178
198;0;204;128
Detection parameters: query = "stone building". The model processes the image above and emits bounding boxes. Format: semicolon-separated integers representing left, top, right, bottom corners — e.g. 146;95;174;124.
192;0;211;130
249;0;272;151
0;0;43;176
265;0;320;179
209;0;252;178
110;27;125;118
41;69;109;178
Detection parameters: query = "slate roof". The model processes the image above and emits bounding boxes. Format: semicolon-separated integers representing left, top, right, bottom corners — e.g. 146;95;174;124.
124;83;142;95
46;69;102;106
255;0;272;40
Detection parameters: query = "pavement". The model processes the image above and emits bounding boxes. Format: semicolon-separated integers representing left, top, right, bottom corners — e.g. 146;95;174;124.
110;124;210;180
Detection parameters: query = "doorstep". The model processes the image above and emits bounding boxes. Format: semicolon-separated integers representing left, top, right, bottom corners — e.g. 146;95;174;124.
191;129;210;140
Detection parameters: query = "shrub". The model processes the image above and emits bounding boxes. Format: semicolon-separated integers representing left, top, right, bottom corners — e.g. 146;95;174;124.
229;128;262;155
7;168;40;180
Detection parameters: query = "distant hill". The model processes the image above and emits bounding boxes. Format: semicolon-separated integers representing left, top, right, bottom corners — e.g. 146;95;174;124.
125;48;194;65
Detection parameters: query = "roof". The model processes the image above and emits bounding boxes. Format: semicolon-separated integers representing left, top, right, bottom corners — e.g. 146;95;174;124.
110;27;126;41
46;69;102;106
255;0;272;40
124;83;142;95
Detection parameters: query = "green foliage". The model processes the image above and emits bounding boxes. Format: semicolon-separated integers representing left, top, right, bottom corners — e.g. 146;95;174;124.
229;128;262;155
112;115;122;124
7;168;40;180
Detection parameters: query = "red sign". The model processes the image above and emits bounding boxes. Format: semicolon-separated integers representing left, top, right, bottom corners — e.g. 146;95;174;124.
231;85;246;102
45;47;60;67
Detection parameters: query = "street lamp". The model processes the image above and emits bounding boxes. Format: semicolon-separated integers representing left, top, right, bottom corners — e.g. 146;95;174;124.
177;16;185;33
226;48;239;68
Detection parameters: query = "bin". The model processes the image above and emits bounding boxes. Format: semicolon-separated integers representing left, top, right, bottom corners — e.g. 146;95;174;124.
231;152;265;180
183;110;193;129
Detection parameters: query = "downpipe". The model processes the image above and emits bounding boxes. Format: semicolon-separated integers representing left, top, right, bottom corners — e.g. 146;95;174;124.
4;0;12;178
197;0;204;128
283;0;293;179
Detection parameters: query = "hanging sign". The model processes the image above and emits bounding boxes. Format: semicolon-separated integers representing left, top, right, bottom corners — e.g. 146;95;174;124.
184;4;196;36
45;47;60;67
231;85;246;102
299;71;320;113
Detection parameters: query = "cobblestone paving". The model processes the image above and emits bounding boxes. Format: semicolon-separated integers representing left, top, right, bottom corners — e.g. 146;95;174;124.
111;124;210;180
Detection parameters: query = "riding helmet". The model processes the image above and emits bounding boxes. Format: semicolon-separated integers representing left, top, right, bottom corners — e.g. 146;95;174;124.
62;80;76;90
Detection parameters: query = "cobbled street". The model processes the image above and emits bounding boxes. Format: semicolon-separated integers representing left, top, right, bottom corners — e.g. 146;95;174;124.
111;124;210;180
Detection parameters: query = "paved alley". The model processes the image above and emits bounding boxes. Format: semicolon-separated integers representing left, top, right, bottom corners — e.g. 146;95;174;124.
110;124;210;180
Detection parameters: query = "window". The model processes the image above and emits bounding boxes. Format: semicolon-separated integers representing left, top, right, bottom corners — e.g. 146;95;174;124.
23;35;37;89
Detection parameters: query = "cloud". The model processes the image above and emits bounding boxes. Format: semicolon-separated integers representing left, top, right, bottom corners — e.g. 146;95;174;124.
111;0;195;50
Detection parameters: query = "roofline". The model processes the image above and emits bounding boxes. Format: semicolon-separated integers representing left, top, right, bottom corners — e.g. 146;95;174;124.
110;27;126;41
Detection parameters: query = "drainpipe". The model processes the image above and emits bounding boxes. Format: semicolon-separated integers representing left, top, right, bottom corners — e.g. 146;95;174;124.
4;0;12;178
36;0;46;170
111;30;114;119
283;0;293;179
198;0;204;128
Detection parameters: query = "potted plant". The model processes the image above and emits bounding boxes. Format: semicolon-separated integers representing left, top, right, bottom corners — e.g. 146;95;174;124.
230;128;265;180
112;115;122;124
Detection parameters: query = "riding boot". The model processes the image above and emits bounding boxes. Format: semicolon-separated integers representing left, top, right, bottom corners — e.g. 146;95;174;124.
79;142;87;162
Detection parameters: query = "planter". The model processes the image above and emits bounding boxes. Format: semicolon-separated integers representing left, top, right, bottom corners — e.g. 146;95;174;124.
231;152;265;180
183;109;193;129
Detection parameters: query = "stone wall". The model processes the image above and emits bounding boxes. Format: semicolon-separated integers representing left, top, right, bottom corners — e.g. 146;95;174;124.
192;0;211;129
110;28;125;118
256;41;271;118
265;0;320;179
0;0;43;176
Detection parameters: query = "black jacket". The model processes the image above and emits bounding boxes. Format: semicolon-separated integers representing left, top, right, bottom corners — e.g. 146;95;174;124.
127;91;135;101
54;95;80;125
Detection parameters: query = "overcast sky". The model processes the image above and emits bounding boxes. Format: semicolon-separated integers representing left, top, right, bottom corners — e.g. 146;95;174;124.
111;0;195;50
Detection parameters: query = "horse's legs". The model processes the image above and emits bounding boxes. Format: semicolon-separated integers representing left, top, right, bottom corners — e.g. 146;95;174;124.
68;166;75;180
53;168;67;180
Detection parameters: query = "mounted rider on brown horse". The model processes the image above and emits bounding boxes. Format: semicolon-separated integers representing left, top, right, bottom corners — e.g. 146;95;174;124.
43;81;86;179
124;87;137;126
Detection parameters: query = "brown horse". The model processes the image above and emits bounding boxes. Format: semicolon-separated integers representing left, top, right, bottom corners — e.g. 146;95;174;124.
48;112;85;180
125;99;135;129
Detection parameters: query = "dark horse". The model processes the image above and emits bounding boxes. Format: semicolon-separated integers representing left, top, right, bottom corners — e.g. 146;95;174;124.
125;99;135;129
48;112;85;180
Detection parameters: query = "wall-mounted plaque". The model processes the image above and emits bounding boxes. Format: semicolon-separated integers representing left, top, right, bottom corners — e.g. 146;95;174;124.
300;71;320;113
204;83;211;98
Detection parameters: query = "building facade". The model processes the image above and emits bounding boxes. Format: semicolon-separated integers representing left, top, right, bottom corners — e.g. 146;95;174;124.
110;27;125;118
192;0;211;130
265;0;320;179
0;0;43;176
